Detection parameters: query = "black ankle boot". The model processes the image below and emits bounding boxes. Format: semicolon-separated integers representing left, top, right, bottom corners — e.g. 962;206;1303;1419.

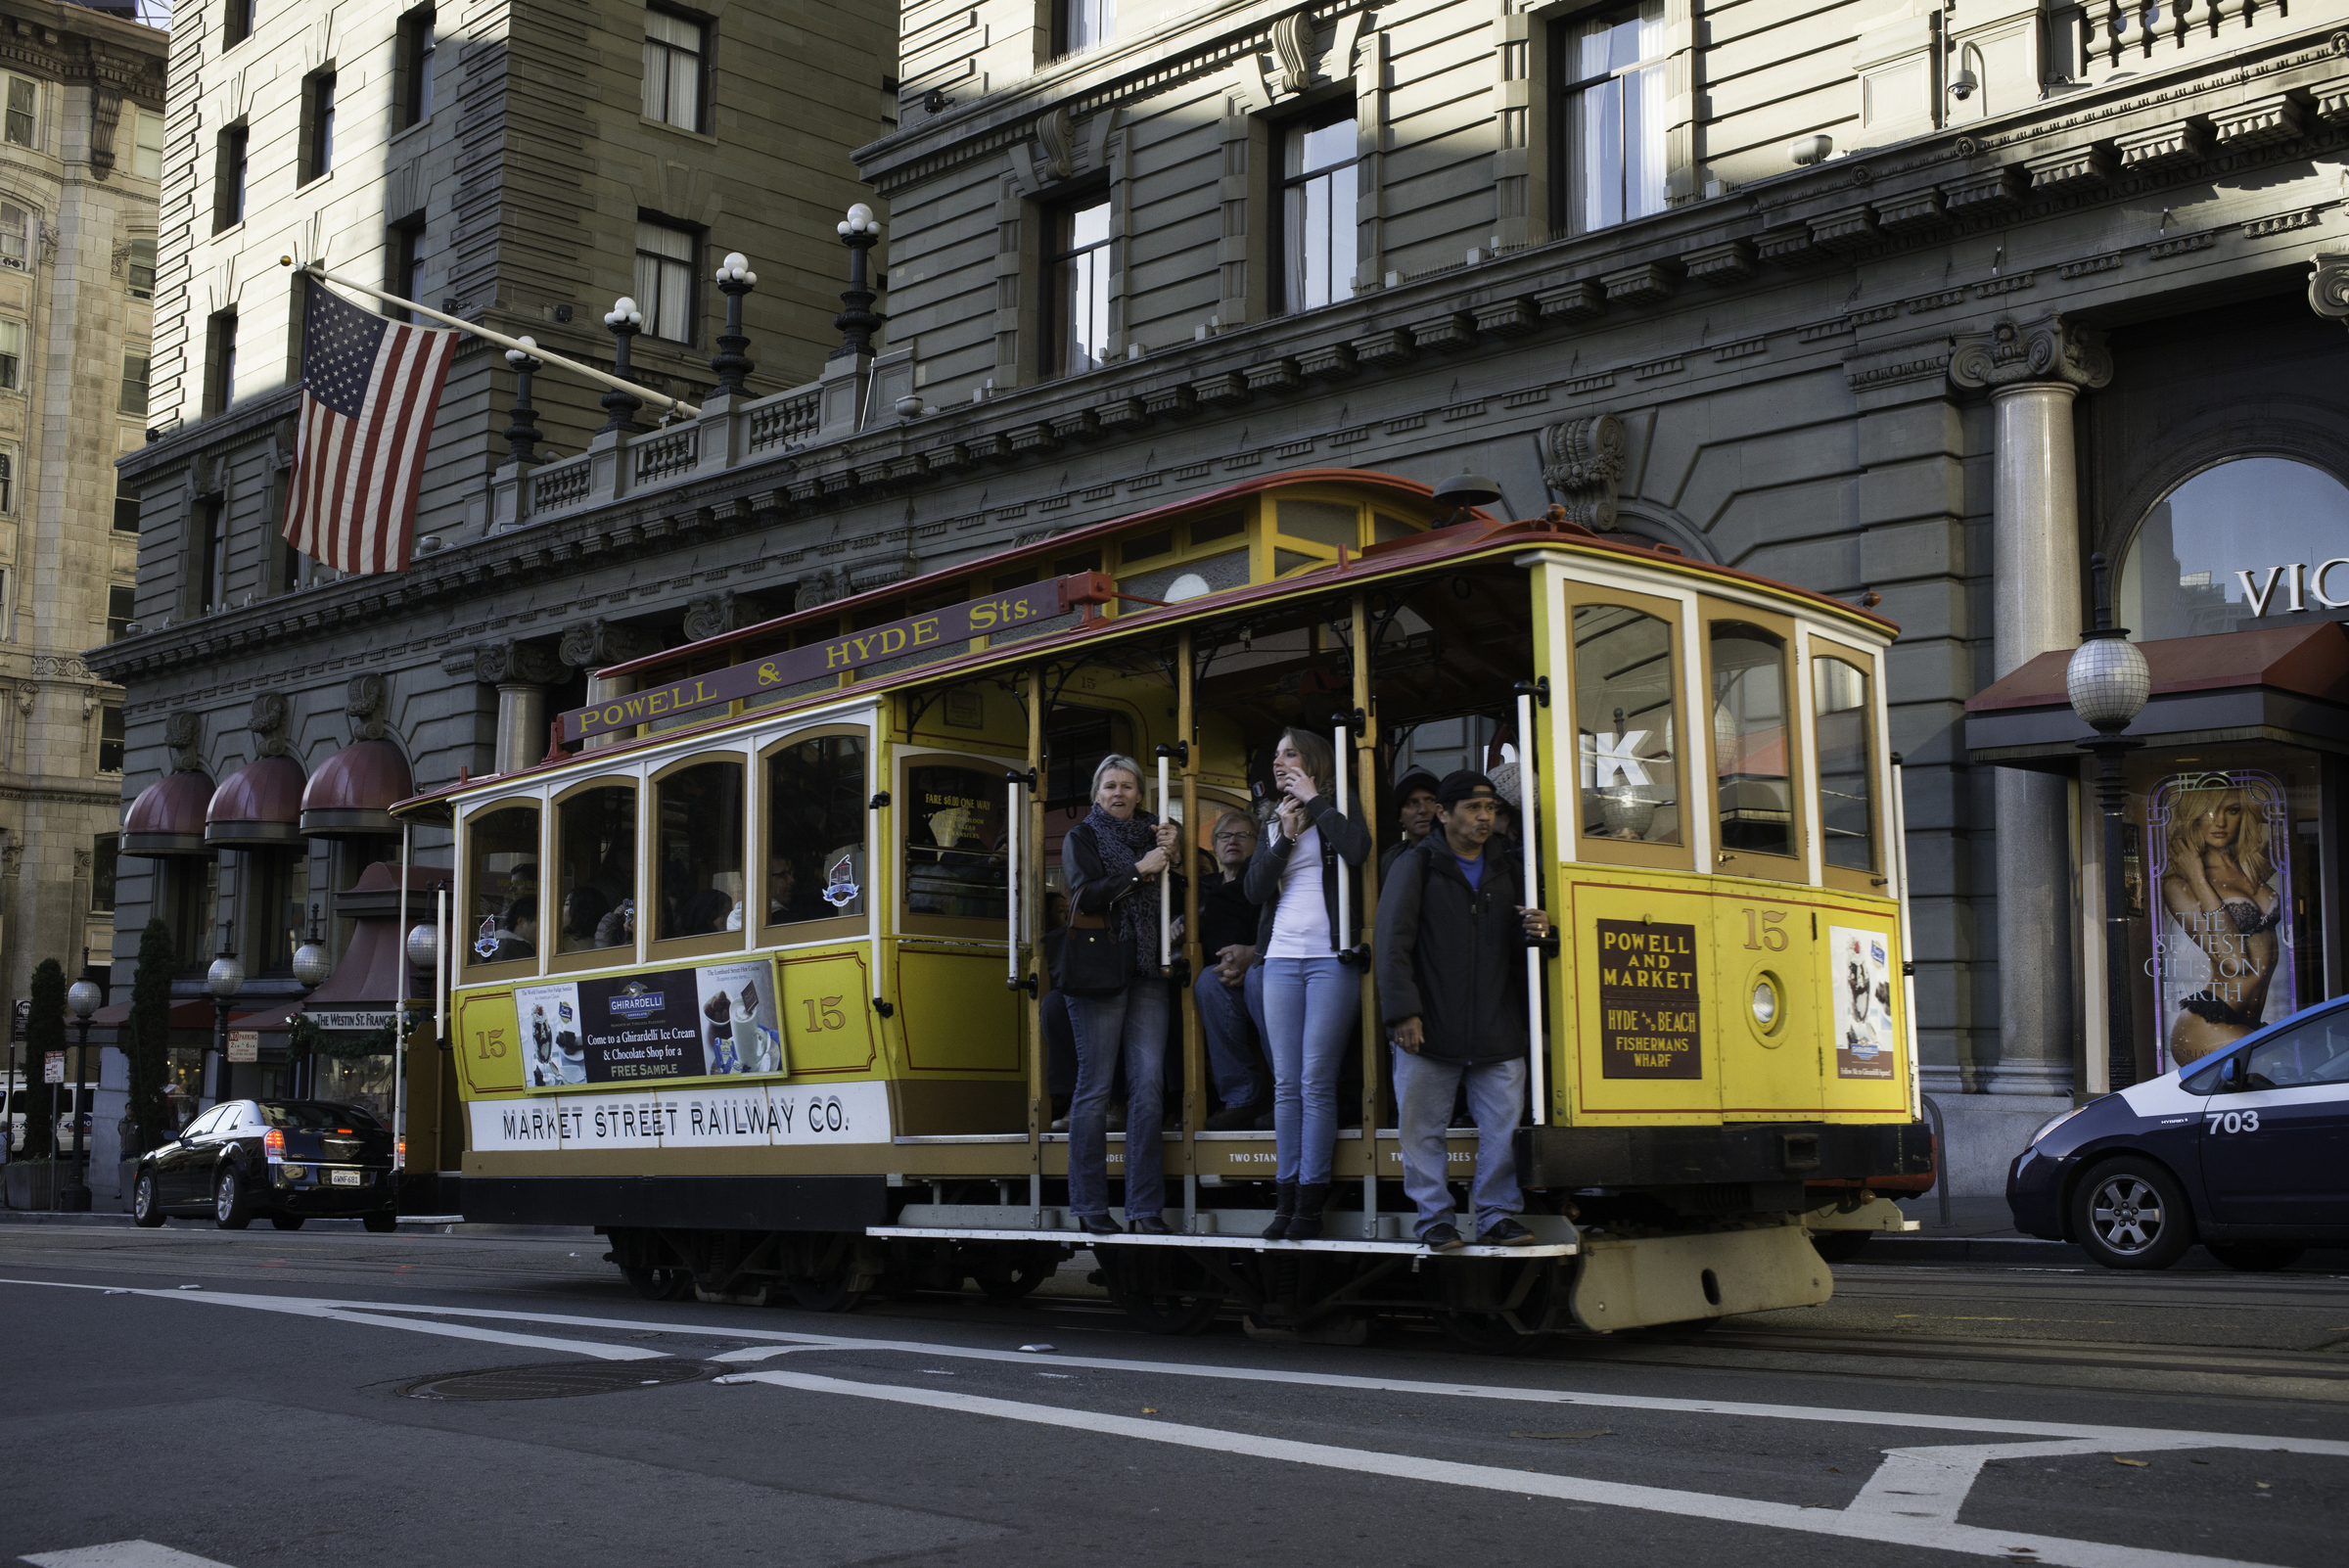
1286;1182;1332;1241
1262;1181;1298;1241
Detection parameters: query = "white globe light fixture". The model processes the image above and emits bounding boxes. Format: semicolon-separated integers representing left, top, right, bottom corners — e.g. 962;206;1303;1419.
2064;634;2150;733
66;979;101;1019
407;921;441;974
504;333;538;369
207;952;246;1000
604;296;643;330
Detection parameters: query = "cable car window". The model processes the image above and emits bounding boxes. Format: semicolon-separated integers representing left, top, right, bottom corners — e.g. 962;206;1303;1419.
1574;604;1679;844
1711;622;1792;858
765;733;866;925
464;804;540;970
1813;656;1873;871
656;760;745;940
904;762;1009;922
555;781;635;953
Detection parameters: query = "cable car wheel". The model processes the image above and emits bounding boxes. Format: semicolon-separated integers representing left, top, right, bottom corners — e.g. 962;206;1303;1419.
968;1243;1064;1301
620;1265;695;1302
1096;1247;1223;1335
783;1232;872;1314
1435;1257;1558;1356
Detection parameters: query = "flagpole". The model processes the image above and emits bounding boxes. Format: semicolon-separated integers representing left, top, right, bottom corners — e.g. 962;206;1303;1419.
282;257;704;420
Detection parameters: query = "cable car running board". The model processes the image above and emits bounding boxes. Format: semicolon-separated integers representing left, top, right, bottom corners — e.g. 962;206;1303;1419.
865;1224;1577;1260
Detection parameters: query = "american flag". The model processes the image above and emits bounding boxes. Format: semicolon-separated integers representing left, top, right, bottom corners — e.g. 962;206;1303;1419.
281;283;458;576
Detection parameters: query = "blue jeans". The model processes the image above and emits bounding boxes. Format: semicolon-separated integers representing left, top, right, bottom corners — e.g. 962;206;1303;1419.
1261;955;1359;1185
1393;1048;1526;1238
1193;968;1267;1108
1066;979;1170;1221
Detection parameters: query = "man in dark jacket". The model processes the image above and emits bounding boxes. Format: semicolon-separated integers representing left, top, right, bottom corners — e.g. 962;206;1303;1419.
1375;769;1550;1250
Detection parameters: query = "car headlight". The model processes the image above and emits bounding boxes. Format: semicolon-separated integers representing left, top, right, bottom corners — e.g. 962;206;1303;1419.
2028;1108;2081;1147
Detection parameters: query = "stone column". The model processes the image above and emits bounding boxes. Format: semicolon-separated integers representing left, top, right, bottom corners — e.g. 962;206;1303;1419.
558;620;664;753
473;642;568;774
1951;313;2112;1095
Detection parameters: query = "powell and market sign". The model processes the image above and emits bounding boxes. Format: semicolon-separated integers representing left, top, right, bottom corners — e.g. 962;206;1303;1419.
561;575;1098;742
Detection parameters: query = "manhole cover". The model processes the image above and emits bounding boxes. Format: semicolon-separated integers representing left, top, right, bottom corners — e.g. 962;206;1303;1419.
400;1360;717;1401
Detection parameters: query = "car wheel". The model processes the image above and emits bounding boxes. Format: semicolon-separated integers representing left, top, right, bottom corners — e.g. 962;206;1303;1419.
2072;1157;2193;1269
271;1216;305;1231
213;1166;253;1230
1810;1229;1872;1263
2204;1241;2303;1272
132;1171;165;1228
362;1211;397;1233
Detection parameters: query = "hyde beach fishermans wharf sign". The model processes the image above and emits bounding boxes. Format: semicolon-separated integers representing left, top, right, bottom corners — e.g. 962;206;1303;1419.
562;573;1103;742
1596;917;1703;1079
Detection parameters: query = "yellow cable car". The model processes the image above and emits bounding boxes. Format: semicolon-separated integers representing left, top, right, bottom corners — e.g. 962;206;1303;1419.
394;470;1929;1347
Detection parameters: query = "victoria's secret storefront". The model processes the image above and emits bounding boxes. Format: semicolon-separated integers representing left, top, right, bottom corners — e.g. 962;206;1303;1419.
1969;458;2349;1086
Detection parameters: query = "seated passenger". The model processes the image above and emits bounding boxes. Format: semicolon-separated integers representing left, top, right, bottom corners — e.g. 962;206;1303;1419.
1375;770;1550;1251
593;897;636;950
562;887;612;951
1195;807;1269;1130
1379;768;1441;878
492;899;538;963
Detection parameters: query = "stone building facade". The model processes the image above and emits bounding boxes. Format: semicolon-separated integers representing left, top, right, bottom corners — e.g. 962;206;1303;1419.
96;0;2349;1192
0;0;162;1000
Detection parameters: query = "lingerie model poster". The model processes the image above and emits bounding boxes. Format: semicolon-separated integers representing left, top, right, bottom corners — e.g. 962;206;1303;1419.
2146;769;2294;1072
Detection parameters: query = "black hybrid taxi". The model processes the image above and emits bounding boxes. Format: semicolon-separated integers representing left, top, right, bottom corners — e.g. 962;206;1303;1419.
2008;996;2349;1270
131;1099;397;1231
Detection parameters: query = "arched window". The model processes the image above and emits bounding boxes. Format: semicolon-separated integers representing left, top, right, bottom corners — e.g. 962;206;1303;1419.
2118;458;2349;639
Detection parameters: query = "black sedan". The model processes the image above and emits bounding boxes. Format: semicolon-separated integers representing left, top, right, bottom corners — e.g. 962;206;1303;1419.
131;1098;398;1231
2007;995;2349;1269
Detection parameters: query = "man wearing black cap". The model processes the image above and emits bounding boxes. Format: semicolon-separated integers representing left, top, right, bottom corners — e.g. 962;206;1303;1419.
1379;768;1442;878
1375;768;1551;1250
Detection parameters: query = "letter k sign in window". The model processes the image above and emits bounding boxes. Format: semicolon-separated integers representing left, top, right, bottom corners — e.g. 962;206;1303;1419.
1583;730;1653;789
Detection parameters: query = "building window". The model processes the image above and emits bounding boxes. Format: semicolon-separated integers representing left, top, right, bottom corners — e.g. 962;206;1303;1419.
388;216;427;321
224;0;256;49
214;124;248;233
1276;106;1359;315
118;352;149;417
127;236;155;297
193;496;225;613
299;69;336;184
0;320;20;392
4;76;35;150
114;475;138;533
1554;0;1668;236
1043;194;1111;379
0;203;26;270
642;9;706;133
1054;0;1114;55
204;310;237;417
2119;457;2349;639
132;110;162;180
92;836;117;914
0;454;12;513
247;849;307;974
98;705;125;773
399;8;437;127
107;585;135;643
167;856;219;974
633;218;697;344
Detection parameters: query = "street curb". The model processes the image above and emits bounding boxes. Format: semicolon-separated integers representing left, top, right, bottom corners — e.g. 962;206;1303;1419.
0;1209;588;1239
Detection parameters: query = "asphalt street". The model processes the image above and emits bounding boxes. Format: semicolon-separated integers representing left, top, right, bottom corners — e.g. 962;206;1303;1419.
1;1223;2344;1568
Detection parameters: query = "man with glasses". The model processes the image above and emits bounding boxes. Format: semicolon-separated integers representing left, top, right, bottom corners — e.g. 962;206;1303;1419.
1197;807;1270;1130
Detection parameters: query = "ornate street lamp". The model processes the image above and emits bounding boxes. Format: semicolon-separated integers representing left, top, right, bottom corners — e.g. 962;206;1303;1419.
207;928;244;1106
711;252;758;396
831;204;884;361
599;296;646;434
503;336;544;465
59;978;100;1213
290;903;331;1100
2065;550;2151;1094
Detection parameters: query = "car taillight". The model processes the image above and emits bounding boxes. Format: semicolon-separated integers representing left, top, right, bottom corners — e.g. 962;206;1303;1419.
335;1128;354;1135
262;1128;285;1157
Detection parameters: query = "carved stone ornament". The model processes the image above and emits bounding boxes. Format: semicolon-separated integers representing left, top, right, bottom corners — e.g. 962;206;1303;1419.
473;639;568;687
799;567;848;609
345;673;390;742
1271;8;1317;96
1034;106;1075;183
2308;253;2349;329
1;843;20;877
1947;310;2112;392
89;86;122;180
1542;415;1629;530
248;692;293;757
558;619;665;673
162;710;204;772
73;848;91;878
683;590;745;643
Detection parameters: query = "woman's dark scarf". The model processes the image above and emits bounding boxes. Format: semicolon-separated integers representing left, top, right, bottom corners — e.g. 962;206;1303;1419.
1082;803;1161;977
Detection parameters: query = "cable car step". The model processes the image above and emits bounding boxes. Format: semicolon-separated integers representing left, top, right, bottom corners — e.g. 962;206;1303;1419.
865;1224;1576;1259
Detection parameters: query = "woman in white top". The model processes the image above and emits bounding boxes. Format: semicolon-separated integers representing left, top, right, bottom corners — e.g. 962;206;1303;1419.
1243;727;1371;1240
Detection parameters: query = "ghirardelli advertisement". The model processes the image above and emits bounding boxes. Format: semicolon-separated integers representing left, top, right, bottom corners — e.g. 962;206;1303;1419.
1831;925;1897;1080
1595;918;1702;1079
515;957;786;1088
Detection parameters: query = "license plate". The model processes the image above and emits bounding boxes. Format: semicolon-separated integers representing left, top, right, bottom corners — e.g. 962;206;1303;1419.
329;1170;361;1186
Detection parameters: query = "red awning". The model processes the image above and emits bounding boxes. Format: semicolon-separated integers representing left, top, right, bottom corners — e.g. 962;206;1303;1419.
123;770;215;857
207;756;306;849
300;740;413;838
1966;623;2349;713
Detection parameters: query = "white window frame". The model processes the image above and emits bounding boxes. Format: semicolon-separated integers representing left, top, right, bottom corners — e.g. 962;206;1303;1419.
3;75;38;151
0;320;23;393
